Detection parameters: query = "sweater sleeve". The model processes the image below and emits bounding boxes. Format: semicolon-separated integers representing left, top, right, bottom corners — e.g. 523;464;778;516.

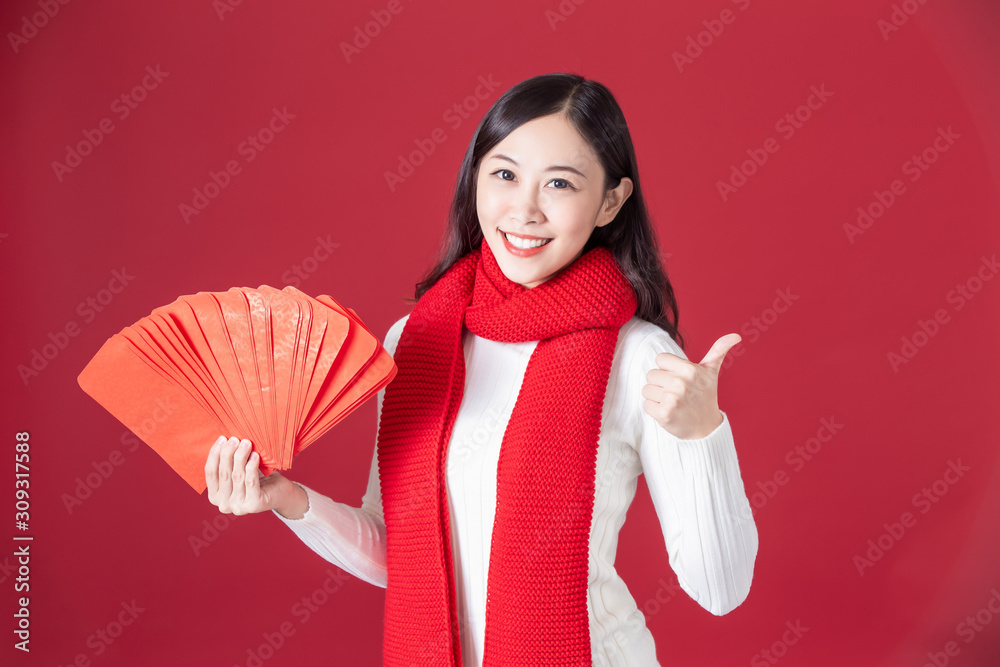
269;313;410;589
629;329;758;616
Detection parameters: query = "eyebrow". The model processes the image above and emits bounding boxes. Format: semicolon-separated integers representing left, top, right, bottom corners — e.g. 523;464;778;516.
487;153;588;180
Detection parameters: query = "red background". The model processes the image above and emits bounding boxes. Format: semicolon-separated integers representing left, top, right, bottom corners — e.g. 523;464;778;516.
3;0;999;665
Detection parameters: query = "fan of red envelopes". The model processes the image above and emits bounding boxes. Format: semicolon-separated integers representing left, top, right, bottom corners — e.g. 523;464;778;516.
77;285;397;494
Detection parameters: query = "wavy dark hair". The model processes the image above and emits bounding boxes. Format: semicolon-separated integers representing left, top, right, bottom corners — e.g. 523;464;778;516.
407;72;685;350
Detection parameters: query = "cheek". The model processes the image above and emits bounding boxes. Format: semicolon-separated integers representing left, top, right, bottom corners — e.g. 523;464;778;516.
478;187;502;220
547;195;584;223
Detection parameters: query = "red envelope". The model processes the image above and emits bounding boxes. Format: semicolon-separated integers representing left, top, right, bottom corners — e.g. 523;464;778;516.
77;285;397;494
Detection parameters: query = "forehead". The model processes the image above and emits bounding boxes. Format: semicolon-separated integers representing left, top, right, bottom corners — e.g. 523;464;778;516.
485;114;598;165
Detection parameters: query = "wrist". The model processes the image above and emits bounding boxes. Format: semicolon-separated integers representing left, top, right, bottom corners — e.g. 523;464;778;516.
272;475;309;520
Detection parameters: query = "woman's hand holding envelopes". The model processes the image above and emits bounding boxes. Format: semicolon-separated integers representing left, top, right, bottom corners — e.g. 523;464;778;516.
77;285;397;494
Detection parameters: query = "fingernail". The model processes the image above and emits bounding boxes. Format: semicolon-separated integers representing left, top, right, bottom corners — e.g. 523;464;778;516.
240;440;250;448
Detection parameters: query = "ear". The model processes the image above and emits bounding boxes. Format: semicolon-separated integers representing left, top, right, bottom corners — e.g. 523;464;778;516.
596;177;634;227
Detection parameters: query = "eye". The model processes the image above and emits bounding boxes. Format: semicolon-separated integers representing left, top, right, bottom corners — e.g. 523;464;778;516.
488;169;576;190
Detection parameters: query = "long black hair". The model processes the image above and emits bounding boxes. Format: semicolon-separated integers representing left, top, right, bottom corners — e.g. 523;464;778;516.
407;72;685;351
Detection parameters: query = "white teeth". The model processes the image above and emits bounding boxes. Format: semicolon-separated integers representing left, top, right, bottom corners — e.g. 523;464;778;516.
503;232;551;249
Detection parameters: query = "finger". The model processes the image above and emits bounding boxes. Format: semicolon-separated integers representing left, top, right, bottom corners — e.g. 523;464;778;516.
217;437;240;508
643;396;677;423
204;436;226;501
244;451;263;508
230;439;253;508
642;381;682;403
698;333;742;373
652;351;691;373
645;366;695;392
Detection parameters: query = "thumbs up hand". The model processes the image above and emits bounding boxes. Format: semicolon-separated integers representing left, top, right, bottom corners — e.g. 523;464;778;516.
641;334;741;440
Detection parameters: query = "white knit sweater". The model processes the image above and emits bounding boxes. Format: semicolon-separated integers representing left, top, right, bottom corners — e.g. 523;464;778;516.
274;313;758;666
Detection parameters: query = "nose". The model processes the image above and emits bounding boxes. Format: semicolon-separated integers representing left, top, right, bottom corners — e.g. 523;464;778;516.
509;183;544;225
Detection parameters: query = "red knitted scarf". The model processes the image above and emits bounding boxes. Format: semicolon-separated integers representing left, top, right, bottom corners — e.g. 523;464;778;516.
377;237;637;666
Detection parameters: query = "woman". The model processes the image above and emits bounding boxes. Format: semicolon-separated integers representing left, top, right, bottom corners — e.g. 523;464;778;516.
205;72;758;666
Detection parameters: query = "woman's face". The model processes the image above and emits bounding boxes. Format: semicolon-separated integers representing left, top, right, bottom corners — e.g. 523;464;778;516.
475;113;633;289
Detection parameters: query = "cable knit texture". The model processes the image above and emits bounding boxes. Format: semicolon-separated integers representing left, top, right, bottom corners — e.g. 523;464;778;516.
376;238;637;666
273;316;760;665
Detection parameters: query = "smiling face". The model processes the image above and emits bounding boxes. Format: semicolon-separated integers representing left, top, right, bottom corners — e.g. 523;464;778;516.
474;112;633;289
